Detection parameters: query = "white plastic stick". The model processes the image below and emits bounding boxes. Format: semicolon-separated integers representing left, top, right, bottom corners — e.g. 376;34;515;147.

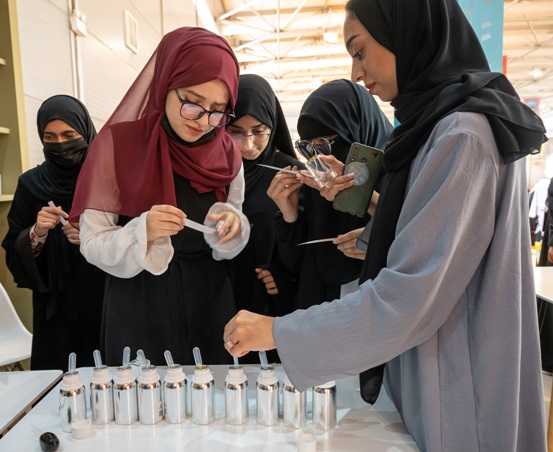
93;349;102;368
68;352;76;372
164;350;174;367
259;351;268;369
122;346;131;366
136;349;147;367
193;347;202;366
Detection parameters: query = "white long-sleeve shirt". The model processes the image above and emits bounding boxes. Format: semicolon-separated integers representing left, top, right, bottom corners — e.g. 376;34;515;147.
79;167;250;278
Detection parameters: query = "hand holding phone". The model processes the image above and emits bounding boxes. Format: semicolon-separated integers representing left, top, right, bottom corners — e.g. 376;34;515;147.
332;143;384;217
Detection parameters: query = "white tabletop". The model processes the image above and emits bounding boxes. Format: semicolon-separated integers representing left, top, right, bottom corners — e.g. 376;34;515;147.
535;266;553;304
0;365;418;451
0;369;63;436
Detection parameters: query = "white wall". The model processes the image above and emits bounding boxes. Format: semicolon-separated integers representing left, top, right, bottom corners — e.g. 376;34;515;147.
16;0;199;169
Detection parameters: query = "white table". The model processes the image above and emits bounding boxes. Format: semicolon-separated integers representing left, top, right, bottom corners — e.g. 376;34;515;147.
0;365;418;451
535;267;553;303
534;267;553;452
0;369;62;437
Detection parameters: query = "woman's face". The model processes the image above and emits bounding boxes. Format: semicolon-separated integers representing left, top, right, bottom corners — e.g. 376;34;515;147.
166;79;230;142
42;120;82;143
226;114;272;160
343;14;398;103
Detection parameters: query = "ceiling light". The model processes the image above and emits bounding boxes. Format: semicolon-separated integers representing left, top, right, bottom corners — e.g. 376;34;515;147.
530;68;544;81
310;77;323;88
323;31;338;43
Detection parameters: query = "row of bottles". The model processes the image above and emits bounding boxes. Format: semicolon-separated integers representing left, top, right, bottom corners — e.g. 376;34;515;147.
58;349;336;432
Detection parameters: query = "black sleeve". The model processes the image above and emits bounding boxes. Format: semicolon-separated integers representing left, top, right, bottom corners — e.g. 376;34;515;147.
274;211;307;275
1;180;49;292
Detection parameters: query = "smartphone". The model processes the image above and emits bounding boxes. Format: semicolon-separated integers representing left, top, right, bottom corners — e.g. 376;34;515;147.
332;142;384;217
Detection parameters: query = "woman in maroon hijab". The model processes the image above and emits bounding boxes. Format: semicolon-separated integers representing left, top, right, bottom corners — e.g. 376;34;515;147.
70;27;250;366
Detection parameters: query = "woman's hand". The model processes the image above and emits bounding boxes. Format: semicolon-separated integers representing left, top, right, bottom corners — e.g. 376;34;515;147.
62;222;81;245
334;228;366;260
256;267;278;295
297;155;354;201
223;310;276;358
206;210;241;245
35;205;68;237
368;191;380;216
146;204;185;242
266;167;302;223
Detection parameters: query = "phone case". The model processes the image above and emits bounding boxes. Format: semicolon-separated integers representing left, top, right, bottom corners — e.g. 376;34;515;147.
332;143;384;217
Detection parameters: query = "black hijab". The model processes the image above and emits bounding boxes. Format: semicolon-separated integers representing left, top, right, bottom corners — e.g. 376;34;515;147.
297;79;391;160
295;80;392;296
228;74;295;196
30;94;97;201
34;95;95;296
348;0;547;404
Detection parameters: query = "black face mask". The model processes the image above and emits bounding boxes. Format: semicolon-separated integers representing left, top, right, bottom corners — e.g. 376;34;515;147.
43;137;88;169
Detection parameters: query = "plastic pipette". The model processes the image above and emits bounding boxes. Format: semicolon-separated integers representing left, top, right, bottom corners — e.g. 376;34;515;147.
122;346;131;367
137;349;147;367
234;356;239;367
93;349;102;368
68;352;76;372
47;200;67;225
164;350;174;367
193;347;203;366
259;351;269;369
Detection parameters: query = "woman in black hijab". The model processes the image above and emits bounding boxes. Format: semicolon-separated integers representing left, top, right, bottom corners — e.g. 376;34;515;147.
223;1;547;450
269;79;392;310
2;95;106;371
225;74;303;321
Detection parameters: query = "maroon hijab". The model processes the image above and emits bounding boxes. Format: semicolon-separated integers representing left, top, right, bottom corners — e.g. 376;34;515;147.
70;27;241;223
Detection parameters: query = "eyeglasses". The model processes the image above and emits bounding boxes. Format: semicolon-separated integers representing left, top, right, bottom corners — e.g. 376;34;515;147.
174;90;235;128
294;136;335;160
226;130;271;143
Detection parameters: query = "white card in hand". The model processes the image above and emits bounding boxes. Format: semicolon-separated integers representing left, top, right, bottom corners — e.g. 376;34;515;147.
184;218;216;234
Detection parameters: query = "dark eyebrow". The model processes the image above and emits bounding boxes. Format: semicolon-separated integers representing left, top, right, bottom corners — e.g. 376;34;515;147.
183;88;227;108
345;34;359;54
43;129;77;135
228;122;265;131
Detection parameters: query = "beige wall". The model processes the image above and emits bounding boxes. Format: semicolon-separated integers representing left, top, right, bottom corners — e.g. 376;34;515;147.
2;0;204;359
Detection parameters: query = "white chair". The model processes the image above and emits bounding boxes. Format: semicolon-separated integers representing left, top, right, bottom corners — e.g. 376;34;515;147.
0;283;32;371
